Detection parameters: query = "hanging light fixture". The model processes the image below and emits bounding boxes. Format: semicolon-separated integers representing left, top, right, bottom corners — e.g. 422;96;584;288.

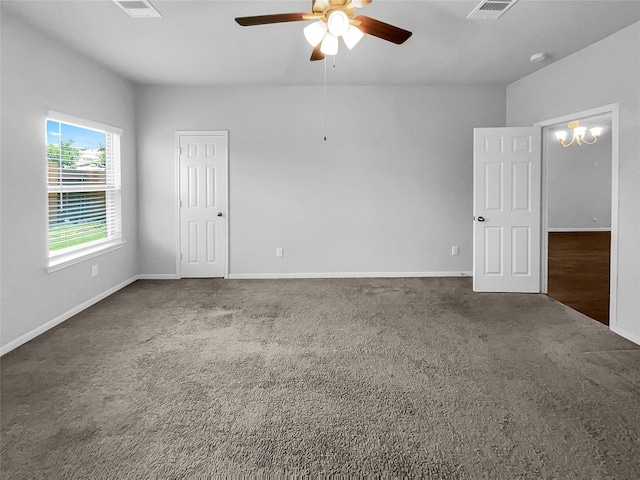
554;121;603;147
304;9;364;56
342;24;365;49
303;21;328;47
320;32;339;55
327;9;350;36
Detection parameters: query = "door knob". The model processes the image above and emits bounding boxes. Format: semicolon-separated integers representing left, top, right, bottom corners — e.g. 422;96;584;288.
477;216;485;222
217;212;223;217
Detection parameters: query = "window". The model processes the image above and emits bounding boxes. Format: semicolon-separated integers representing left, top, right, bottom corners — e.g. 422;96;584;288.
46;112;123;271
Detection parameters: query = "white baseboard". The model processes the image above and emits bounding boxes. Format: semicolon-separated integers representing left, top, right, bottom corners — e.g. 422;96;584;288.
137;273;180;280
0;276;138;356
610;325;640;346
547;228;611;232
228;271;472;280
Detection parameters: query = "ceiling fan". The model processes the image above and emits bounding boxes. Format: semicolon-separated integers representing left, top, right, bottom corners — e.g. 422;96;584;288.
235;0;412;61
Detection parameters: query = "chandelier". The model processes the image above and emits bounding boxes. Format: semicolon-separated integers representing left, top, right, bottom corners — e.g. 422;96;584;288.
554;121;603;147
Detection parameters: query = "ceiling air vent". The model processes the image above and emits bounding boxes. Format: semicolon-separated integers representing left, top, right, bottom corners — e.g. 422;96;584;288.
467;0;519;20
113;0;162;18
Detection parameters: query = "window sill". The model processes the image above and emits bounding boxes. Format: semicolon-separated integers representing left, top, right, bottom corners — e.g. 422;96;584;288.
47;240;126;273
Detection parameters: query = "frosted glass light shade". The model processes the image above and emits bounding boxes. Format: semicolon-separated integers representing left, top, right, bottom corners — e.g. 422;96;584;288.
304;21;328;47
327;10;349;36
554;131;567;141
342;25;364;49
321;32;339;55
590;127;603;137
574;126;587;137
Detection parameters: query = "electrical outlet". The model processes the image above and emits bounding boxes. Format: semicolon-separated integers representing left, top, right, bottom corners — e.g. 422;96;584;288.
451;246;459;256
276;248;284;258
91;265;99;277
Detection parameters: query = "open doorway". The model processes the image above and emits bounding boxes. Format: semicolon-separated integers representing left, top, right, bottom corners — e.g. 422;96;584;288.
540;109;615;325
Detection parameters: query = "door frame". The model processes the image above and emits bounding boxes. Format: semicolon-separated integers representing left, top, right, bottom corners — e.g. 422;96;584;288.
535;104;619;328
175;130;230;279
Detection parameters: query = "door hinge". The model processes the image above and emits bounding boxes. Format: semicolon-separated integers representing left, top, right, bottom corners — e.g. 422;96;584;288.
180;252;183;260
179;200;183;207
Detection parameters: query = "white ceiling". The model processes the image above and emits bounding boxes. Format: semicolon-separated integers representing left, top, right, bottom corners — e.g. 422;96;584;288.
3;0;640;86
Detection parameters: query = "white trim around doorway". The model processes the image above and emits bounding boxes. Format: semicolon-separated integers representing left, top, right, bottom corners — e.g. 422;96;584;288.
535;104;619;330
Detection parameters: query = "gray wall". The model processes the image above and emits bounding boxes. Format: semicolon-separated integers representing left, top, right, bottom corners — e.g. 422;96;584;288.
0;13;139;350
546;116;612;230
136;85;506;277
506;22;640;343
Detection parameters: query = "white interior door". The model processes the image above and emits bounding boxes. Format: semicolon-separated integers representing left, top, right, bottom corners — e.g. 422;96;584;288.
179;133;228;278
473;127;541;292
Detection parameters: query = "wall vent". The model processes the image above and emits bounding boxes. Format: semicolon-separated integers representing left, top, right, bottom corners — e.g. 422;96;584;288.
113;0;162;18
467;0;519;20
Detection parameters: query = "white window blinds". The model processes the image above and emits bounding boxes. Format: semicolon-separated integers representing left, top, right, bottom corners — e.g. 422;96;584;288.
47;113;122;259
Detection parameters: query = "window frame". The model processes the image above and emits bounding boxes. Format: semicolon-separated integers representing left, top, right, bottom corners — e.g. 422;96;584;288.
46;111;124;272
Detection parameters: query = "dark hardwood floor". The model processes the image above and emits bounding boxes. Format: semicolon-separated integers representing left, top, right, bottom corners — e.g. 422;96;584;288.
547;231;611;325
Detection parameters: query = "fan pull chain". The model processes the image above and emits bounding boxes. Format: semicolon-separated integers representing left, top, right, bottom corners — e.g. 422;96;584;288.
323;56;327;141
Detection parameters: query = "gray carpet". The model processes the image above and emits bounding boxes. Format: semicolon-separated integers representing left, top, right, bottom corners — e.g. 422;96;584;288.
2;277;640;478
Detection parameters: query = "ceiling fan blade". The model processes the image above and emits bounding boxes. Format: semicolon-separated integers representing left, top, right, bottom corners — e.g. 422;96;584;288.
353;15;412;44
310;44;325;61
235;13;311;26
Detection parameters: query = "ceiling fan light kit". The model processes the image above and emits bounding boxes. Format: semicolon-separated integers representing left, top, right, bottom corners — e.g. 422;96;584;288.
342;25;365;50
321;32;339;55
304;21;328;47
327;10;350;36
235;0;412;61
